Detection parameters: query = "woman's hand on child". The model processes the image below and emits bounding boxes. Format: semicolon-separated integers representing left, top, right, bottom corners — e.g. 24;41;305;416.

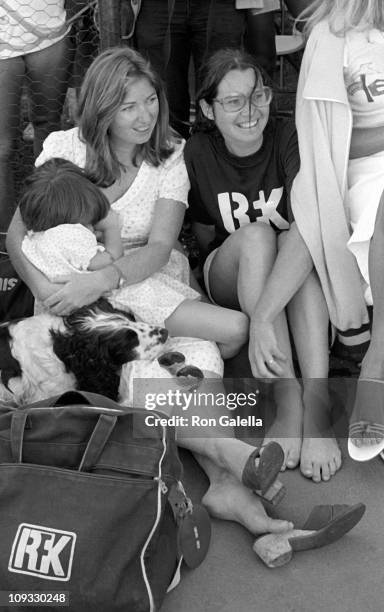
249;315;287;378
43;270;106;315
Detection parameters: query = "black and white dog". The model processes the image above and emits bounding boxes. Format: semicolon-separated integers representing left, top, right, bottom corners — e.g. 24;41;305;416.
0;299;169;405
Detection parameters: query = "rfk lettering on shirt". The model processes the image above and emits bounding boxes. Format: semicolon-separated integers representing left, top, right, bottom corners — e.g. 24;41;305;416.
218;188;288;233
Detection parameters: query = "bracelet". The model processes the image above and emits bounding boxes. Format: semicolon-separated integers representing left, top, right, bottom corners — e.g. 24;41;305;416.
110;262;125;289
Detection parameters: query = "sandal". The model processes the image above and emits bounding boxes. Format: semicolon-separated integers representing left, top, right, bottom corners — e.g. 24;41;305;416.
242;442;286;506
254;502;366;568
348;379;384;461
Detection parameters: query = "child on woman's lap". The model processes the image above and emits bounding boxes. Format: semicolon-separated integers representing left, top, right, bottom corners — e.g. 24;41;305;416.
18;158;242;381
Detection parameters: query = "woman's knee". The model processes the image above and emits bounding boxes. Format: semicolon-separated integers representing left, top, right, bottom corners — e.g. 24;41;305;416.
236;223;276;255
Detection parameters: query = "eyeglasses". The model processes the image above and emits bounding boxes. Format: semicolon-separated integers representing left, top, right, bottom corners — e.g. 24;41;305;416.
213;86;273;113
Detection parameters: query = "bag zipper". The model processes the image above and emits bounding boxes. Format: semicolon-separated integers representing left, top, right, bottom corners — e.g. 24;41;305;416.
0;463;161;485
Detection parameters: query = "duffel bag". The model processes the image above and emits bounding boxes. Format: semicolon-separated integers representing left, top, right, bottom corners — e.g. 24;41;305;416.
0;390;210;611
0;250;34;323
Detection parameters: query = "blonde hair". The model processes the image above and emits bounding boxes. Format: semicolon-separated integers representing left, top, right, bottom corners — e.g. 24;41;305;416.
78;47;174;187
297;0;384;37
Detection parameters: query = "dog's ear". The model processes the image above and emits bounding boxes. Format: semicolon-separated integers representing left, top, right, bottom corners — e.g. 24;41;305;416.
107;328;140;365
94;297;115;314
0;324;22;389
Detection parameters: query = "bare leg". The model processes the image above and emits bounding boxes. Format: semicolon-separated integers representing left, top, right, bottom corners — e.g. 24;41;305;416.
350;192;384;452
195;454;293;535
165;299;248;359
287;263;342;482
208;225;304;470
169;376;293;534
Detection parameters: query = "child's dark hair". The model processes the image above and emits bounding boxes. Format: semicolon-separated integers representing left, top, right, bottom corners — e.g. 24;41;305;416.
19;158;110;232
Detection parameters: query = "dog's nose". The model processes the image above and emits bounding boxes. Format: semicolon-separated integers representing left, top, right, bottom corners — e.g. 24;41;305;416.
159;328;168;343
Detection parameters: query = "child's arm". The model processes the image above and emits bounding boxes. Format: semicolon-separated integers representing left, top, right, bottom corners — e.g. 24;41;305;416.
94;210;123;260
87;250;114;271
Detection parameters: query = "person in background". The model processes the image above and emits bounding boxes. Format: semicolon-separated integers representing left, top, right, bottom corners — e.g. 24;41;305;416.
0;0;73;249
292;0;384;461
135;0;245;139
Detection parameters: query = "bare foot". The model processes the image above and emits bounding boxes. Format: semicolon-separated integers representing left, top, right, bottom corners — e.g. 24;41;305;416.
263;379;303;470
202;471;293;536
300;381;342;482
300;437;342;482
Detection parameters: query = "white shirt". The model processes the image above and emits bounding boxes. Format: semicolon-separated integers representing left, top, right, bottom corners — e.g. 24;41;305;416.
0;0;68;59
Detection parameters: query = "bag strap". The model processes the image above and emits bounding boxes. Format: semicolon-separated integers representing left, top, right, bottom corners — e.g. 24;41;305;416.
11;409;117;471
78;414;117;472
26;389;122;410
10;410;29;463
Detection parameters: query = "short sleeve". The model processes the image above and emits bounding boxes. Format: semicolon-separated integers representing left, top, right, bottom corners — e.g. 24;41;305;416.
22;225;99;282
278;120;300;222
56;225;100;270
158;141;190;207
35;128;86;168
184;137;215;226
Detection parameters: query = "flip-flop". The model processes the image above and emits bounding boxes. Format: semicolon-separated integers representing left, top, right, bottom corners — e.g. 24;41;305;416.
242;442;286;506
348;378;384;461
254;503;366;568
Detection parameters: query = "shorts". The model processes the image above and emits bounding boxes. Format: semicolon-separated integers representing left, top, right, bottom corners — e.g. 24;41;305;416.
202;247;219;305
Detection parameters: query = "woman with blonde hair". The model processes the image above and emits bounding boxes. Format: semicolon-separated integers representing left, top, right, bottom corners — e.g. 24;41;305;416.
292;0;384;461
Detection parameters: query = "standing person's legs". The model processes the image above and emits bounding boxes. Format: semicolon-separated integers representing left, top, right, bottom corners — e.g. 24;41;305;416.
191;0;245;93
164;4;191;139
26;35;73;157
135;0;191;138
244;10;276;79
135;0;171;78
0;56;25;238
207;224;304;470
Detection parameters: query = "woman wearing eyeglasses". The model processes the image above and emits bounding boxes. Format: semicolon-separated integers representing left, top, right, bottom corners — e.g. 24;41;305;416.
184;48;341;483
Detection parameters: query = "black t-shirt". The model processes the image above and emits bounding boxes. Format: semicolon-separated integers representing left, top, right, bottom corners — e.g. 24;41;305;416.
184;117;300;252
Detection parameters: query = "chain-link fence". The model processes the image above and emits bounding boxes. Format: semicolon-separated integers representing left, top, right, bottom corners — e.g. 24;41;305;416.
1;1;301;237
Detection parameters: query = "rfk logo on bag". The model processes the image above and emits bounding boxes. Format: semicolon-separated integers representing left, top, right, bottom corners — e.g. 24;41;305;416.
8;523;76;581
